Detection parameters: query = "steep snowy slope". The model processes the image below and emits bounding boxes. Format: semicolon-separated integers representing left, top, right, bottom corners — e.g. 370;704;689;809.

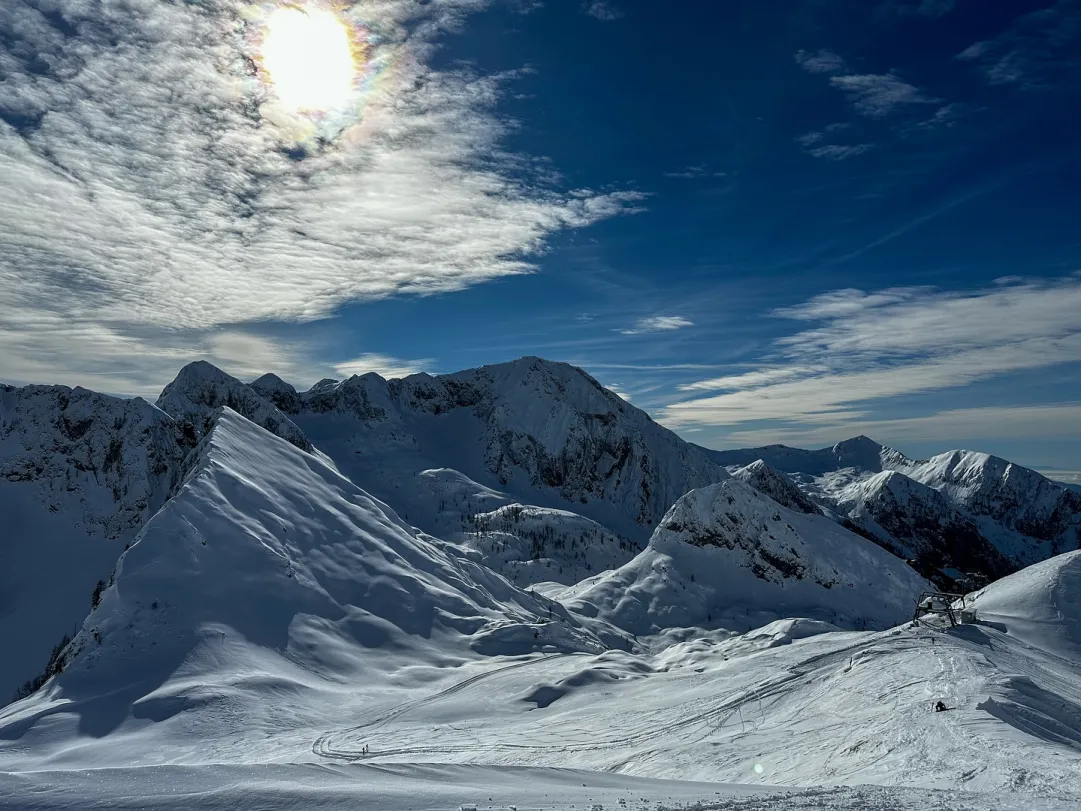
903;451;1081;557
0;408;607;765
966;549;1081;659
0;384;187;701
839;470;1013;585
567;479;929;637
732;459;821;514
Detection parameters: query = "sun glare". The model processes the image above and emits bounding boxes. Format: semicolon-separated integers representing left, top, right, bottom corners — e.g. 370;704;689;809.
262;7;356;114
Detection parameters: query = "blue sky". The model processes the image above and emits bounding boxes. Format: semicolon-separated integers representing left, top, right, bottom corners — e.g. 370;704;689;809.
1;0;1079;477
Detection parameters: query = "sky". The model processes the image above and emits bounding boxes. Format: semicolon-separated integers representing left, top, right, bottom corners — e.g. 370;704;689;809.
1;0;1080;479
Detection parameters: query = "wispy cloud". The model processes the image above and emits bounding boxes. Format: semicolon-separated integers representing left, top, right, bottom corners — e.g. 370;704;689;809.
582;1;624;21
663;276;1081;432
830;73;939;117
794;49;847;74
663;165;727;179
957;0;1081;89
334;353;433;380
0;0;640;393
807;143;873;160
717;403;1081;449
619;316;695;336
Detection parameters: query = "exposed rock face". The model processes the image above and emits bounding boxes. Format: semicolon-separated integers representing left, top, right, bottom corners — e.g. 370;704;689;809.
840;471;1013;587
0;384;186;539
157;362;312;453
705;435;1081;583
567;479;930;636
264;357;729;532
732;459;821;515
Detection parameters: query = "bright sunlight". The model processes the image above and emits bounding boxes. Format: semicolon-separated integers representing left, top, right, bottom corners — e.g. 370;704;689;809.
261;7;356;114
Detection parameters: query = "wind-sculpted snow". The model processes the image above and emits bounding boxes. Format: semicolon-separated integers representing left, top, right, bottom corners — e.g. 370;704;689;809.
0;384;187;700
966;550;1081;659
157;361;312;452
0;409;606;758
567;479;929;637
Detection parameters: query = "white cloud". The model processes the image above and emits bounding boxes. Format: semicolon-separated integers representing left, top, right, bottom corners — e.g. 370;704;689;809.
830;73;938;117
794;49;847;74
0;0;640;392
333;353;432;380
806;143;873;160
619;316;694;336
715;403;1081;449
663;276;1081;430
677;367;824;393
582;1;623;21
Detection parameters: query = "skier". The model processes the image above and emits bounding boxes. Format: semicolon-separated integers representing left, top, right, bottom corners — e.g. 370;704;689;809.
933;701;948;713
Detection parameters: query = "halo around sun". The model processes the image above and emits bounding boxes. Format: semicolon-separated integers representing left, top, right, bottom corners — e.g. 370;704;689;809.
261;6;357;114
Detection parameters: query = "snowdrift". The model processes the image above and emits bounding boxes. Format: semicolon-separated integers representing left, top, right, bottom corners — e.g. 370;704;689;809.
966;549;1081;659
568;479;930;636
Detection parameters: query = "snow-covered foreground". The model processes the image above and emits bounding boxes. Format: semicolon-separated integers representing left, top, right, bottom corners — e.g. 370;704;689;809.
3;764;1075;811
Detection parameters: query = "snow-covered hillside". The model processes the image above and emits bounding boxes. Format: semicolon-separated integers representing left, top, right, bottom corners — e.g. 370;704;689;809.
2;401;1080;809
0;384;187;701
731;459;822;514
838;470;1013;586
0;408;608;767
249;357;730;580
566;479;930;637
707;435;1081;586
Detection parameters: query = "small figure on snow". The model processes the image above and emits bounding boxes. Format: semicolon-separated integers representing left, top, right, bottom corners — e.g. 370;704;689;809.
933;701;949;713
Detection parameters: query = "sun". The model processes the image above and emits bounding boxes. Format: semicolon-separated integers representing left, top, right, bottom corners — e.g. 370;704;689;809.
261;6;357;114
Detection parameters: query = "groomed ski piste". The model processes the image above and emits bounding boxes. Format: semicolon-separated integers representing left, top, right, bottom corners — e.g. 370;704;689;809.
2;409;1081;810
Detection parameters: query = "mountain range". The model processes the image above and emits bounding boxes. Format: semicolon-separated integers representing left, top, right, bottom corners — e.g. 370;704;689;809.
2;357;1081;807
3;357;1079;701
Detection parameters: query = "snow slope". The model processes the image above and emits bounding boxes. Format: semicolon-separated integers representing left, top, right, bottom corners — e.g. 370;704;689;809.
567;479;930;637
0;384;186;701
0;409;606;767
2;411;1080;808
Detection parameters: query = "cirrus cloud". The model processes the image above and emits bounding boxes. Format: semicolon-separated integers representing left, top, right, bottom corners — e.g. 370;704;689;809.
0;0;641;393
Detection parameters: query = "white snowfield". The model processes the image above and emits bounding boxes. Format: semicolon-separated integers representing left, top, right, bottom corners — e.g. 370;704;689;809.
1;373;1080;809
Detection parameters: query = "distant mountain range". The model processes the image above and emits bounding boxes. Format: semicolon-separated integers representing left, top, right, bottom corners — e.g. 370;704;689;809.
2;357;1078;704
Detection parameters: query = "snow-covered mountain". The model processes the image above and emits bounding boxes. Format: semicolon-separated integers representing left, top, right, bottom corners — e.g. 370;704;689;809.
158;361;312;452
731;459;822;515
705;436;1081;586
259;357;728;535
566;479;930;637
0;384;189;701
838;470;1013;586
0;408;609;765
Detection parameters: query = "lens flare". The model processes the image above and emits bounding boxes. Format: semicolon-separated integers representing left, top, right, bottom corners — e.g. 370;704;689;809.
261;7;356;113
